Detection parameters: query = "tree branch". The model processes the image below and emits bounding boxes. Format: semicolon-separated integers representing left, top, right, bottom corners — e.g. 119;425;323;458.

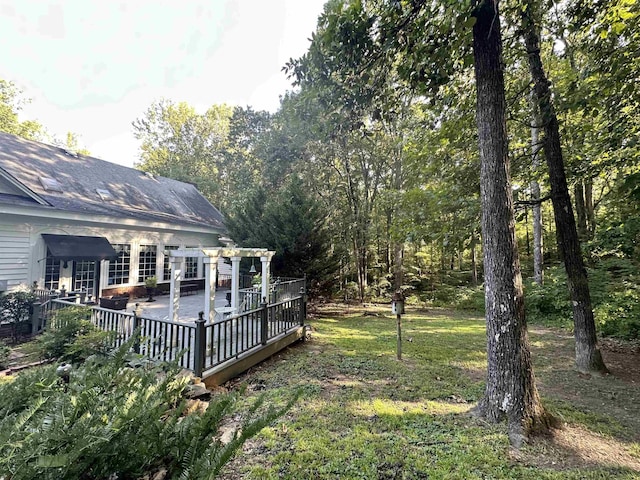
515;195;551;206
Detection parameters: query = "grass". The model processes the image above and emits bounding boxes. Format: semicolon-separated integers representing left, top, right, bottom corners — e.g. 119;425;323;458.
219;305;640;479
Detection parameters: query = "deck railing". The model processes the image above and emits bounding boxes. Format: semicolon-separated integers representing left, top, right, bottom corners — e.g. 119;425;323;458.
237;277;306;314
202;296;304;371
270;278;306;304
46;285;307;377
32;288;55;303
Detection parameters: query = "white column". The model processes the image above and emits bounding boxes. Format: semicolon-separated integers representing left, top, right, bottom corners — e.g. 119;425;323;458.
130;242;140;286
230;256;241;312
203;256;218;323
168;257;184;324
155;245;163;282
98;260;108;298
260;256;270;303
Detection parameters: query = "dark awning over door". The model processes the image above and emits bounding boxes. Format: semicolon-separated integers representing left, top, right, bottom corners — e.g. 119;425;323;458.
42;234;118;261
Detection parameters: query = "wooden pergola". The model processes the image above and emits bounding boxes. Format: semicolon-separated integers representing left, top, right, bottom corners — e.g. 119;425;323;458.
166;247;275;323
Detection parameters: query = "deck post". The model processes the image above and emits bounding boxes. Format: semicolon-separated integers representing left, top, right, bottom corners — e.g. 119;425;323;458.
194;311;206;377
230;256;240;312
203;256;218;323
260;256;270;303
169;257;184;324
133;303;142;354
299;287;307;326
31;302;42;334
260;300;268;345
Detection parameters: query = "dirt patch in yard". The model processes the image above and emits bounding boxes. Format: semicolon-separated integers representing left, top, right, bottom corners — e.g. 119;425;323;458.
600;338;640;385
514;424;640;473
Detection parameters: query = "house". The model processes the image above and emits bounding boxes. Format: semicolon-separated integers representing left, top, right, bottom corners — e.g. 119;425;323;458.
0;131;228;298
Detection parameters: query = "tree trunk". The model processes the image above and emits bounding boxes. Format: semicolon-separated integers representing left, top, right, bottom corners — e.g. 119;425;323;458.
355;234;368;302
522;7;607;374
532;179;544;285
472;0;551;446
393;242;403;291
574;181;588;241
470;234;478;286
585;179;595;240
530;92;544;285
524;206;531;256
386;209;393;275
392;142;404;291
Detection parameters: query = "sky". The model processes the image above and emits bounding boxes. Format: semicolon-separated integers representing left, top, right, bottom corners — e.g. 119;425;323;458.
0;0;326;167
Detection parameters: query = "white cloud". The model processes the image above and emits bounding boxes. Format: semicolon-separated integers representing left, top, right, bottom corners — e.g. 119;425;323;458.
0;0;326;167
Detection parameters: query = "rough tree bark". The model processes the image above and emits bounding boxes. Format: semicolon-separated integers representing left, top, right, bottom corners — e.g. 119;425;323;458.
522;7;608;374
472;0;552;446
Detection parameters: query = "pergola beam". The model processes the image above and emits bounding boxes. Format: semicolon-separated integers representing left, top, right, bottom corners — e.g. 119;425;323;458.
166;247;275;323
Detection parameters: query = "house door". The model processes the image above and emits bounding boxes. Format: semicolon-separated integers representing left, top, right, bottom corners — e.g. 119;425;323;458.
44;251;61;291
73;260;97;296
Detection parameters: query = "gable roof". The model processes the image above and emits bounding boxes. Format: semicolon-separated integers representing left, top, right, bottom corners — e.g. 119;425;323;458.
0;132;225;232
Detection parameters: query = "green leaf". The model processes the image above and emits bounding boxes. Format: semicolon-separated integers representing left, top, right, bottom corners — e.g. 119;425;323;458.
618;8;636;20
37;453;73;468
612;22;625;34
463;54;474;67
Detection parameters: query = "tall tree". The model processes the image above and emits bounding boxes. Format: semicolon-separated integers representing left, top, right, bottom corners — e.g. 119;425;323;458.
222;107;273;211
521;4;607;374
226;177;337;295
472;0;550;444
286;1;422;300
132;99;232;207
530;93;544;285
0;79;44;140
287;0;552;443
52;131;91;156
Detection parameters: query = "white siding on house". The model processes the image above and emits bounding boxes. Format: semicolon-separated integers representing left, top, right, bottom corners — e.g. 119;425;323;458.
1;211;222;296
0;225;30;289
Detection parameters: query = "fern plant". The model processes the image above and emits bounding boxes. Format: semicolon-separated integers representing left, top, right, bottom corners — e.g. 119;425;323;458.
0;336;298;479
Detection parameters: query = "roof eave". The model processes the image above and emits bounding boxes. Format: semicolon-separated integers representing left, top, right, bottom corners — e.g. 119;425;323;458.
1;203;227;236
0;167;50;206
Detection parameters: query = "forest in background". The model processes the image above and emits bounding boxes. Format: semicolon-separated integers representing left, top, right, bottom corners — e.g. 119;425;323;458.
131;0;639;342
3;0;639;342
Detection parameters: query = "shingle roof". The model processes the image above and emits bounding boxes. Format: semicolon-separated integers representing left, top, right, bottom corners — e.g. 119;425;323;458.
0;132;225;232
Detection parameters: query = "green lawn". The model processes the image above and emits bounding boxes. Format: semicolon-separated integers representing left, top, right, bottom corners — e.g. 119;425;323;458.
220;305;640;479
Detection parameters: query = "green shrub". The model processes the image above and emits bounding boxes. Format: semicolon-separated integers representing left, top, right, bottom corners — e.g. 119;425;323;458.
524;268;573;328
368;275;392;301
451;285;485;311
595;281;640;339
0;340;10;370
0;340;298;479
524;262;640;339
38;306;111;362
409;283;484;311
0;289;36;343
340;281;361;302
415;284;458;306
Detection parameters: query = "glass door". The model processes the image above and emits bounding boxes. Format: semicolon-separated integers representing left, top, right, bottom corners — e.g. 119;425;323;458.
73;260;96;295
